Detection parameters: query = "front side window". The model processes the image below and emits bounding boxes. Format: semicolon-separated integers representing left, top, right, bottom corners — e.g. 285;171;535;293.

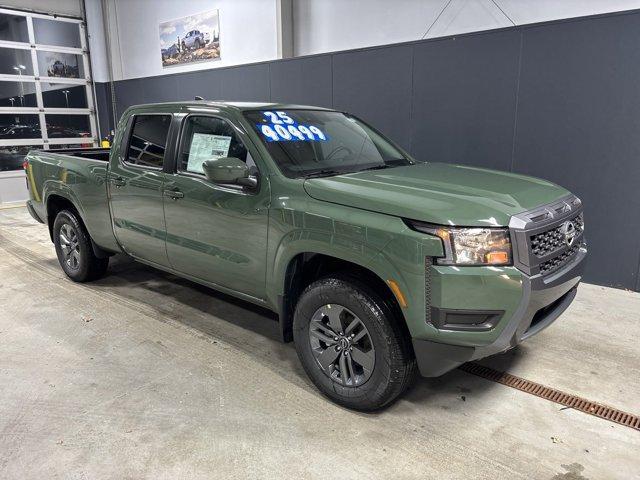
126;114;171;168
178;116;249;175
243;109;417;178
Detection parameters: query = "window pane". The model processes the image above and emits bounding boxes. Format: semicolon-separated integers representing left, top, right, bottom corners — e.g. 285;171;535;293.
0;81;37;107
37;51;84;79
41;84;87;108
45;114;91;138
126;115;171;168
33;18;81;48
0;13;29;43
0;145;41;172
0;114;40;139
179;116;248;174
0;48;34;75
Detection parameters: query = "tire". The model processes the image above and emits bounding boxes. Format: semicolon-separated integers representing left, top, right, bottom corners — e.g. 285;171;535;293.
293;275;417;411
53;209;109;282
194;38;201;49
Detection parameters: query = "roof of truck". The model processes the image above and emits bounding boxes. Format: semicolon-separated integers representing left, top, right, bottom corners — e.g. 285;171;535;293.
127;101;334;112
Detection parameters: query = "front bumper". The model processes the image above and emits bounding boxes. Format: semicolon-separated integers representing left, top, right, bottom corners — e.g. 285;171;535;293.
412;245;586;377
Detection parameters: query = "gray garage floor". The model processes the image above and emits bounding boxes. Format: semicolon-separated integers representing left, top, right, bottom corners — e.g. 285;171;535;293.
0;205;638;479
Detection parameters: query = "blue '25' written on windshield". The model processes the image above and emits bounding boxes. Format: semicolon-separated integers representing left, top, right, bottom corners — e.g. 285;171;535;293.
257;111;329;142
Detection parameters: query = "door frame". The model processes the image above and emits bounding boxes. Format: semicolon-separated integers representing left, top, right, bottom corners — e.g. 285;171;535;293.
107;111;178;262
167;110;266;191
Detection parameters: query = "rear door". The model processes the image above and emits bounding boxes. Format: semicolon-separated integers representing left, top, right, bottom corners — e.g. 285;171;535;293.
108;113;173;267
162;113;270;299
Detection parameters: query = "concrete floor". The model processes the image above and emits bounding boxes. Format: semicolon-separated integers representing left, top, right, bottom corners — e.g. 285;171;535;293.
0;205;638;480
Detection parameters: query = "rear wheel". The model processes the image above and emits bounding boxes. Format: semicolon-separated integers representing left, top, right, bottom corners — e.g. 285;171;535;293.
53;210;108;282
293;275;417;411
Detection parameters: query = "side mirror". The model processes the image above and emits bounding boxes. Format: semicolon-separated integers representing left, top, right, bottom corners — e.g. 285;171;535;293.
202;157;257;188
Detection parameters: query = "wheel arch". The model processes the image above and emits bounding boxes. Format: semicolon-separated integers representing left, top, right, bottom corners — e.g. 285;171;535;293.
276;251;408;343
46;193;111;259
46;193;83;242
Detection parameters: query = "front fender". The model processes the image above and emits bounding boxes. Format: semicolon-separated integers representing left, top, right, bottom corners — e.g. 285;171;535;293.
266;199;442;316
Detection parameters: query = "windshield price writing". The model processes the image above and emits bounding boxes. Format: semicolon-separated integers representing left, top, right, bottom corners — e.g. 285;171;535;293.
258;111;328;142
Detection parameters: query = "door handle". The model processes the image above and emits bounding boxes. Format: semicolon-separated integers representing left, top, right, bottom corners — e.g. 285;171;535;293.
109;175;126;187
163;188;184;200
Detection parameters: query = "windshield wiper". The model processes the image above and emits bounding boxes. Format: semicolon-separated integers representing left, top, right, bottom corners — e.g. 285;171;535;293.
302;169;344;179
357;164;392;172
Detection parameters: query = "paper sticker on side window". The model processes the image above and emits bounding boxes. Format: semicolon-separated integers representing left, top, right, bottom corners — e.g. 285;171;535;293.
186;133;232;174
257;111;329;142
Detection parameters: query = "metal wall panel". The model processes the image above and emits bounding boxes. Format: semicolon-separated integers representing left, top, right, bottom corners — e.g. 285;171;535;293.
93;82;113;138
175;69;223;102
269;55;332;108
513;13;640;289
219;64;270;101
332;45;413;149
410;30;521;171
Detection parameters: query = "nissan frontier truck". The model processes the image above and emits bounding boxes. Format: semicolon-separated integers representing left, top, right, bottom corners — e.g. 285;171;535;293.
24;101;586;410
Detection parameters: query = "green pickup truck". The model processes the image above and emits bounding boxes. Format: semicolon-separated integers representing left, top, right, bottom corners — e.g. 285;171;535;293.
25;101;586;410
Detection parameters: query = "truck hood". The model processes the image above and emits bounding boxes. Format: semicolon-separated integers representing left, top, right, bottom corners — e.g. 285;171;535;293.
303;163;570;226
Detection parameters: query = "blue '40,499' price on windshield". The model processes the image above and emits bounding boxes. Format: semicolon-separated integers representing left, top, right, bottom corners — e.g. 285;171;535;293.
258;111;328;142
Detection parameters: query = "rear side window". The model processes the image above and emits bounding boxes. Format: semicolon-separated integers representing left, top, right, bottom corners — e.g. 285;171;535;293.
126;114;171;168
178;116;249;175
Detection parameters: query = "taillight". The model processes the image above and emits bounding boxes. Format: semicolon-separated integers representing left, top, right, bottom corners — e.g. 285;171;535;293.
22;159;29;170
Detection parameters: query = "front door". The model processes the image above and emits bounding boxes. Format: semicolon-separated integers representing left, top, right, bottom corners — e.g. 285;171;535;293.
163;114;269;299
109;113;172;266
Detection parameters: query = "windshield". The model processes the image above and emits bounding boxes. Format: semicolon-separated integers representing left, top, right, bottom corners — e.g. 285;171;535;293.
243;109;419;178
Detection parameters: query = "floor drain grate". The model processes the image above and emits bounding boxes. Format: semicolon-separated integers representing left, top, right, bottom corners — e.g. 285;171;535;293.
459;363;640;431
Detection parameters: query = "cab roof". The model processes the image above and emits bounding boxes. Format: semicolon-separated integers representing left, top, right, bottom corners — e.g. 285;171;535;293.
128;100;334;113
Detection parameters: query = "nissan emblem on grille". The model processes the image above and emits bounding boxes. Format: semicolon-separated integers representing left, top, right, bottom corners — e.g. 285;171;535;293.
559;220;577;246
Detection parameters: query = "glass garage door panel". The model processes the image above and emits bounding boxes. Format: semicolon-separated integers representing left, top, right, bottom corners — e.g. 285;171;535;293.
0;9;97;172
37;51;84;79
0;114;40;139
0;48;34;75
0;144;42;172
0;81;37;107
0;13;29;43
45;114;91;138
33;18;81;48
41;84;87;108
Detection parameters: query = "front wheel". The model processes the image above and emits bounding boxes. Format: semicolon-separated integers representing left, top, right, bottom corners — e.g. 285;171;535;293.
293;275;417;411
53;210;109;282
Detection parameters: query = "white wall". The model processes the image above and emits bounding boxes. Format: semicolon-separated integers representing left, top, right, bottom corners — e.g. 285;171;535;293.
98;0;279;81
84;0;109;83
293;0;640;56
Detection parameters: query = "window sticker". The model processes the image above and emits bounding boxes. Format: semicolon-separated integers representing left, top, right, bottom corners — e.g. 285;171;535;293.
186;133;232;174
257;111;329;142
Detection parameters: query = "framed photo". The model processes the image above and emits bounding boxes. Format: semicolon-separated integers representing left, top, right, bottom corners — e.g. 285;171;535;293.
159;9;220;68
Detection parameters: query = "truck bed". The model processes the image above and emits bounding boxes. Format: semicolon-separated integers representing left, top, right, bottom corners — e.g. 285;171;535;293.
41;147;111;162
25;147;120;253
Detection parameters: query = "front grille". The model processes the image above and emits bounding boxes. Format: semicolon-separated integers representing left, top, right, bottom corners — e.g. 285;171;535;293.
530;213;583;258
539;244;580;275
510;195;584;276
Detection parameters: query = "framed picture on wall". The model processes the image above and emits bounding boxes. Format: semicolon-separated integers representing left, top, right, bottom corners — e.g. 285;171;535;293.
159;9;220;68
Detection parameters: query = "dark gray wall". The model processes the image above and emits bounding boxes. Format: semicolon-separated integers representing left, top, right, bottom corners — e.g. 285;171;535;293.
96;9;640;291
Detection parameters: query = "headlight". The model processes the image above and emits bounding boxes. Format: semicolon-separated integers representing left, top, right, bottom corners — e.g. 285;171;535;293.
407;221;512;266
